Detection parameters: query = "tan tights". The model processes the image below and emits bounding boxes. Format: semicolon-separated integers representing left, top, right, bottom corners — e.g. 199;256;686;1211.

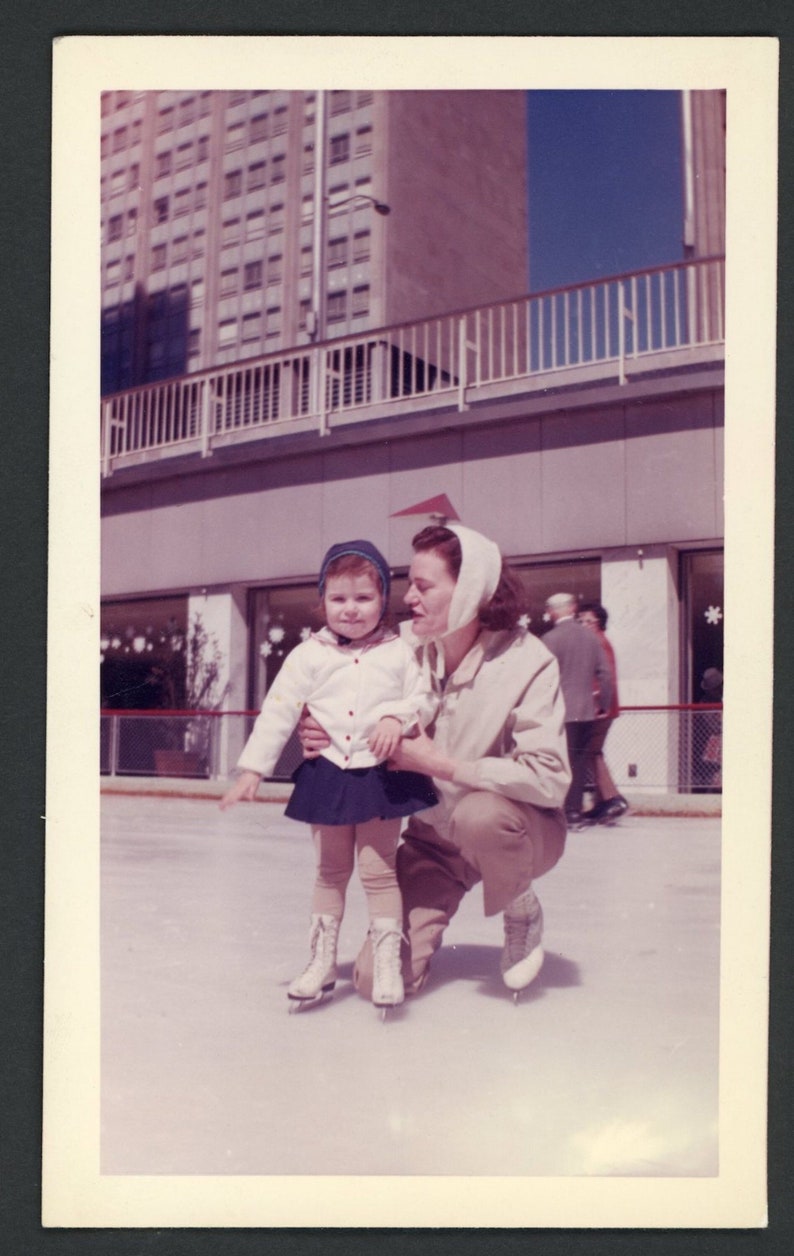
310;817;402;921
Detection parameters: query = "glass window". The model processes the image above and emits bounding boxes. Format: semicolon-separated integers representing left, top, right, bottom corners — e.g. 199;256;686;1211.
179;97;196;127
327;291;346;323
197;135;210;162
172;236;189;263
246;210;265;240
351;284;369;316
157;107;174;134
266;255;282;285
248;161;267;191
330;133;350;164
151;243;167;271
271;154;286;183
112;127;127;152
188;327;201;357
250;113;269;143
242;312;262;341
244;260;263;290
175;142;193;170
330;90;351;115
107;214;123;242
226;122;246;150
355;126;373;156
221;218;241;246
224;169;242;199
220;268;238;296
173;188;191;217
100;595;189;712
328;237;348;268
153;196;169;224
106;259;121;285
218;319;238;346
272;105;288;135
128;163;140;191
352;229;370;262
126;207;137;236
155;151;172;179
195;182;208;209
191;229;205;257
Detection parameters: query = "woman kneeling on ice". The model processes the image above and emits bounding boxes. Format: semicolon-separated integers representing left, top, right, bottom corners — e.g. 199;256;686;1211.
302;523;571;1002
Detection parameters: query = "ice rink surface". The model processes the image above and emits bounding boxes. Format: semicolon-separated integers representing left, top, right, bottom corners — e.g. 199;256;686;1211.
101;793;721;1178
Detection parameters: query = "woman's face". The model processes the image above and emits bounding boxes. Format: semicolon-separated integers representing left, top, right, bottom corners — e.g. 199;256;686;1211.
404;549;457;638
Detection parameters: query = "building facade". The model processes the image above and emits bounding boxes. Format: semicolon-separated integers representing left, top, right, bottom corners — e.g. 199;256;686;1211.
100;90;726;795
100;89;528;393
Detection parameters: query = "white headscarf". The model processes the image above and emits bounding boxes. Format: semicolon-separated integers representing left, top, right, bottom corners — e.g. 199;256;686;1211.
444;523;503;634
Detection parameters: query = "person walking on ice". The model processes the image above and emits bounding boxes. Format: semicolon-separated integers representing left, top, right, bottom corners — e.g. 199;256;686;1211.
220;540;437;1014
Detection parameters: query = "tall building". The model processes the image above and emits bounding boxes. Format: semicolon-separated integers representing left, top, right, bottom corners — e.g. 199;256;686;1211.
100;89;528;394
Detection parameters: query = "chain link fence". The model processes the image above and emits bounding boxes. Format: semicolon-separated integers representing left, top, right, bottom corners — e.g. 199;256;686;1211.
100;705;722;794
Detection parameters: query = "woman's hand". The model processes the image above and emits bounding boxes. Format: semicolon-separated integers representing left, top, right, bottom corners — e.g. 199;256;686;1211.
368;715;402;761
219;769;262;810
298;707;331;759
388;728;456;781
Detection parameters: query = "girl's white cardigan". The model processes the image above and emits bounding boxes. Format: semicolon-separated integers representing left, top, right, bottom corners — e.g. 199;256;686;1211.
237;626;435;778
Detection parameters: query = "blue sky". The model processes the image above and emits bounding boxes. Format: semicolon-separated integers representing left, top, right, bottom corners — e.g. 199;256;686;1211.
527;91;684;293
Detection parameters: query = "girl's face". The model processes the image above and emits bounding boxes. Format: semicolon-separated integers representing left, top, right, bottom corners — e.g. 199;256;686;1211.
323;571;383;640
404;549;457;638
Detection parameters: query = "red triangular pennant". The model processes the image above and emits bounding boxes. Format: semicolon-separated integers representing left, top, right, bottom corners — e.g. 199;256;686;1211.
390;494;460;521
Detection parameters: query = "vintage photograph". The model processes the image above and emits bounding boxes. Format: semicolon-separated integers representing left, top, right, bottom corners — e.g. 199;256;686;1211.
45;36;775;1228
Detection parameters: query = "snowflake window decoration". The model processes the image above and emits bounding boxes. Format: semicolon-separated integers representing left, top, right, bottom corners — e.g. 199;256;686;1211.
268;625;286;644
299;626;312;641
259;641;273;658
517;613;531;629
704;606;723;626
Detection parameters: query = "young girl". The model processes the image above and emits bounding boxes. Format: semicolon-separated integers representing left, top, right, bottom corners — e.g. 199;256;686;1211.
220;539;437;1012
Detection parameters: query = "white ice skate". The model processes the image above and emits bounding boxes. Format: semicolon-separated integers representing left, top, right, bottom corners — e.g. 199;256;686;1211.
501;887;544;1005
288;913;340;1012
369;917;405;1020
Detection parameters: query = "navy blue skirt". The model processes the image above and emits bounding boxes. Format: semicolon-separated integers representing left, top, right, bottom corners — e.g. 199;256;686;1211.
285;755;438;826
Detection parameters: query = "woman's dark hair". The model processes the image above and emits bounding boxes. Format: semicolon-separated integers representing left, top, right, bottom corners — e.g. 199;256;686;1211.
411;524;527;631
578;600;608;631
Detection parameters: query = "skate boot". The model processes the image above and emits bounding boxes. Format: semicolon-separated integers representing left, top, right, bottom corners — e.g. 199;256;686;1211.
599;795;629;825
288;913;340;1011
369;917;405;1018
501;887;544;1004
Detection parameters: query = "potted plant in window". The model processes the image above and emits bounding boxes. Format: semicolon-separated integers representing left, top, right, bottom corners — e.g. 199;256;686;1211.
153;612;229;777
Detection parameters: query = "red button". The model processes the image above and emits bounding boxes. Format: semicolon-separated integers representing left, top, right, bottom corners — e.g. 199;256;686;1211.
354;658;359;664
349;710;354;717
345;735;351;741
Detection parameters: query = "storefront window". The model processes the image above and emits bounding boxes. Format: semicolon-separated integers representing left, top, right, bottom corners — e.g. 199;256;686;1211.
100;596;188;709
682;549;724;793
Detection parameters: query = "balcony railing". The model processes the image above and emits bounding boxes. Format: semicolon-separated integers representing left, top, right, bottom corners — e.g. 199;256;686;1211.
101;256;725;476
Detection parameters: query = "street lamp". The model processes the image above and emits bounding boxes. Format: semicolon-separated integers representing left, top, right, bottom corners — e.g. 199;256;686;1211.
308;91;391;345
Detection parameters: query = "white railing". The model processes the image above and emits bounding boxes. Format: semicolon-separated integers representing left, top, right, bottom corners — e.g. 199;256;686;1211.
101;256;725;475
100;704;723;796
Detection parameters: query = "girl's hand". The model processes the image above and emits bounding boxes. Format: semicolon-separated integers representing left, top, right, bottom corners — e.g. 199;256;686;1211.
219;770;262;810
368;715;402;761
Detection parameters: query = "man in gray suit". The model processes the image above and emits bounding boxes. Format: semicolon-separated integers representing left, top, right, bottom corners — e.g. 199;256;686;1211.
543;593;614;828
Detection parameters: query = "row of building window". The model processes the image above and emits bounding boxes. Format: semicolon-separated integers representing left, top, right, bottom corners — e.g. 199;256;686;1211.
155;139;210;177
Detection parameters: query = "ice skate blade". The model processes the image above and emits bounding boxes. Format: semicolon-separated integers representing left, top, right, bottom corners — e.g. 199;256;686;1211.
374;1000;404;1021
287;984;335;1014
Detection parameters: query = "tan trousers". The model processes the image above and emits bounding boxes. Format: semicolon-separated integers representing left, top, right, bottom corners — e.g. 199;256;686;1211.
353;791;566;997
310;817;402;921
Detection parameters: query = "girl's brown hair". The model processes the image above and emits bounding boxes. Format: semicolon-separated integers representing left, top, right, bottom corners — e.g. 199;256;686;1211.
411;525;527;631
